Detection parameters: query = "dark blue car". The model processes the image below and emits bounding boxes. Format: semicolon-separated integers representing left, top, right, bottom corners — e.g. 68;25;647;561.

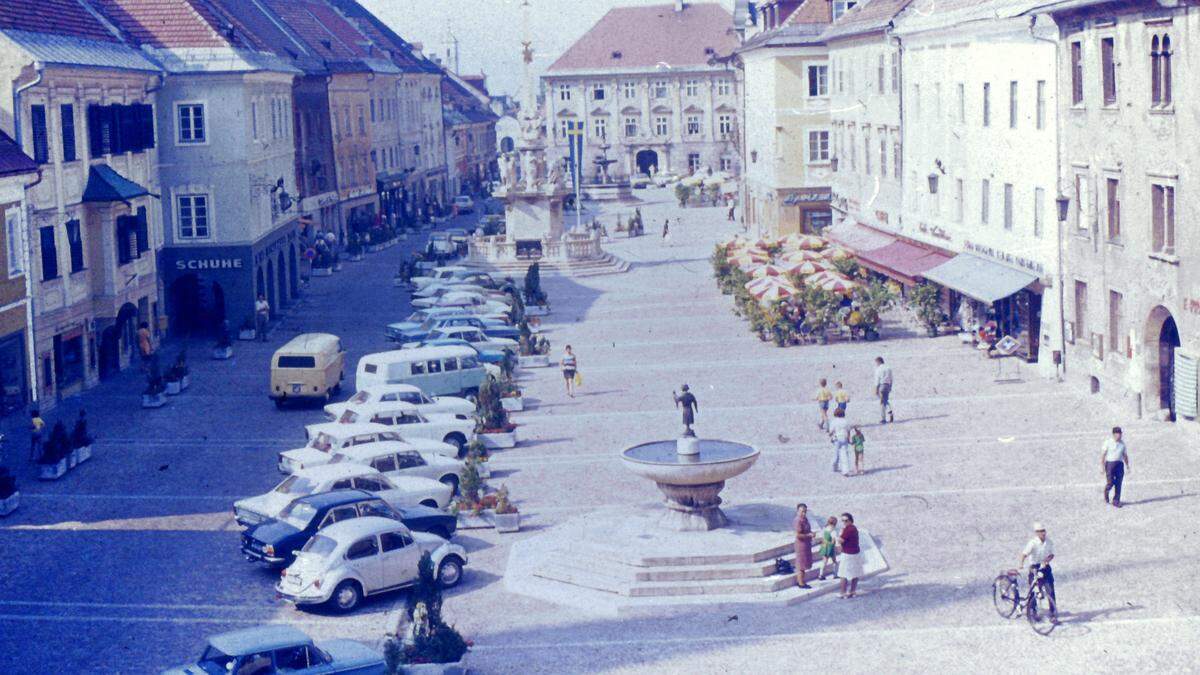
241;490;457;567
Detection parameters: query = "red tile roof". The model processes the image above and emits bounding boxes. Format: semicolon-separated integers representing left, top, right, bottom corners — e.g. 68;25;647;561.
547;3;738;72
0;0;118;42
784;0;834;26
261;0;368;61
822;0;914;41
88;0;238;49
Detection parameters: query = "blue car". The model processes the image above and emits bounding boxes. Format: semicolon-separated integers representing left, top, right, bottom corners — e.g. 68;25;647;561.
389;313;520;343
163;624;384;674
241;490;457;567
386;308;511;342
403;338;510;365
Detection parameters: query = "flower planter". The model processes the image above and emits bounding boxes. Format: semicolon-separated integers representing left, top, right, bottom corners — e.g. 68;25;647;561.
347;253;364;261
310;267;334;277
334;263;343;272
0;492;19;517
492;512;520;533
480;430;517;449
165;379;182;395
500;396;524;412
525;305;550;318
38;459;67;481
180;374;191;391
238;329;257;341
399;657;468;674
518;354;550;368
455;511;494;530
68;447;79;468
212;345;233;360
76;445;92;464
142;393;168;409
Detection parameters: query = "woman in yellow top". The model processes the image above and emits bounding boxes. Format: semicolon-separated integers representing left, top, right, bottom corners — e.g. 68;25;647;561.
815;378;832;430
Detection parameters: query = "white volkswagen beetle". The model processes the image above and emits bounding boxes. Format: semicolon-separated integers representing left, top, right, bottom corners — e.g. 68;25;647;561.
277;517;467;612
329;443;467;493
278;422;459;474
234;464;451;528
332;404;475;455
324;384;475;420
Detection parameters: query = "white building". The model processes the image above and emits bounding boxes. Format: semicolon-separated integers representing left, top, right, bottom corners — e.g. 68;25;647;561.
893;0;1063;376
543;2;742;182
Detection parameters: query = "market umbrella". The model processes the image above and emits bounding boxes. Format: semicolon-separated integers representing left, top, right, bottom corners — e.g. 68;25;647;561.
744;276;778;293
819;275;860;294
703;172;729;187
782;259;829;276
778;233;826;251
779;249;825;263
728;248;770;262
750;264;787;279
682;174;705;187
730;254;769;269
822;246;853;261
754;280;800;303
805;269;844;286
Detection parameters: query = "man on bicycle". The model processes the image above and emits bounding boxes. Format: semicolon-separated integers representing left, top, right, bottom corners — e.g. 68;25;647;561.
1019;522;1058;622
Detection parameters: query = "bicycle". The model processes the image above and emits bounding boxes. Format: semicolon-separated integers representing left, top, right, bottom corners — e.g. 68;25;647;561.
992;566;1058;635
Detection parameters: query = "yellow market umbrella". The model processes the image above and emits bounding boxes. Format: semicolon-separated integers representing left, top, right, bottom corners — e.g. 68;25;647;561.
778;233;827;251
782;259;829;276
750;264;787;279
779;249;825;263
805;269;843;286
754;280;800;303
822;246;853;261
819;275;860;294
729;248;770;263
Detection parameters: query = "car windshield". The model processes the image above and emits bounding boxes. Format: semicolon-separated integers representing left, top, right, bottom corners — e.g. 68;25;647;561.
308;433;334;452
275;475;317;496
349;391;370;404
405;311;425;322
396;392;423;404
302;535;337;557
280;501;319;529
197;646;236;675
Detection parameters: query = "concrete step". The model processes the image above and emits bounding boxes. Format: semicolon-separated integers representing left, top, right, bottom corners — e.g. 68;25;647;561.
628;574;797;598
578;541;795;568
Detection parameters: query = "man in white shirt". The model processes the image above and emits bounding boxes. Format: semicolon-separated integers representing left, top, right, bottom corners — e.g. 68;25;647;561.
873;356;894;424
1101;426;1131;508
1019;522;1058;622
254;294;270;342
828;408;851;477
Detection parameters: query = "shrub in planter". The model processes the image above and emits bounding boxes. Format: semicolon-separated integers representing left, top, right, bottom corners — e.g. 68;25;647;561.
852;279;897;341
213;322;233;359
383;553;469;672
0;468;18;516
38;424;70;479
71;409;94;463
238;317;257;341
143;376;168;408
800;286;841;343
474;376;514;434
492;484;520;533
674;183;693;208
906;282;944;337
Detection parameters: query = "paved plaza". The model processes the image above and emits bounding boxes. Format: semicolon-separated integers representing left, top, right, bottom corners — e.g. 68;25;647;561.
0;190;1197;673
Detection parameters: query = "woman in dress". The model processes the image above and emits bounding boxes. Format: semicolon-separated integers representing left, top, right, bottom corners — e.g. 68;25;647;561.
837;512;864;598
792;503;814;589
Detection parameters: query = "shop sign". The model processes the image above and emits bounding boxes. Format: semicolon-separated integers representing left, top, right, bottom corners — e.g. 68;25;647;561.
918;222;952;241
300;192;339;212
342;186;375;201
175;258;244;271
254;229;300;266
963;240;1045;275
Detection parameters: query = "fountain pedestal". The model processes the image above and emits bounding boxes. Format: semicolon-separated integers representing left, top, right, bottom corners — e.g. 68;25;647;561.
656;480;727;531
621;439;759;532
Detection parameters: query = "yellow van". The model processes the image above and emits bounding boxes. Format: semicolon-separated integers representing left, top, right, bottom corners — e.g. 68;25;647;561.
270;333;345;408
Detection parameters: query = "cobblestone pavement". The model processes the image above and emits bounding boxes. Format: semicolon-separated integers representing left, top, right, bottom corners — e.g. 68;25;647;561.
2;189;1198;674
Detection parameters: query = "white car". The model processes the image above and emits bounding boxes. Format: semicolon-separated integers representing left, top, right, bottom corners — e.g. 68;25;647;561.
279;422;458;474
277;517;467;611
411;266;470;289
324;385;475;420
333;403;475;453
329;443;467;492
413;281;487;298
452;195;475;213
429;292;510;316
403;327;517;353
233;464;452;528
411;286;510;309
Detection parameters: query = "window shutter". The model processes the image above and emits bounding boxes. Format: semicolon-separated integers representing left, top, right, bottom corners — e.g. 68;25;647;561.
135;206;149;253
87;105;104;156
39;225;58;280
138;104;156;150
1175;350;1199;420
30;105;49;164
60;104;76;162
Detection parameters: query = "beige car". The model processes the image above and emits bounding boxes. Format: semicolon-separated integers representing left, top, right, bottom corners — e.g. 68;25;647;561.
270;333;345;407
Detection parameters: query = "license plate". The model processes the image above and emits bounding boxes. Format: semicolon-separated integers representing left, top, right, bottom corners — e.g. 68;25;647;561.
292;384;302;394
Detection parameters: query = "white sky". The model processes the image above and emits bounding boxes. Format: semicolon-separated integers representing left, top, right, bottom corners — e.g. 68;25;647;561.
362;0;735;98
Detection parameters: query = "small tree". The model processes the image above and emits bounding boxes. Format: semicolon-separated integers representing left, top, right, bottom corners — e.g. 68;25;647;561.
384;552;468;670
674;183;693;208
906;282;944;336
832;257;862;278
853;278;898;337
801;286;841;341
474;375;511;433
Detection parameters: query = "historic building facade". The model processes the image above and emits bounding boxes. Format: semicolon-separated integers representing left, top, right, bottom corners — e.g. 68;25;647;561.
0;132;38;415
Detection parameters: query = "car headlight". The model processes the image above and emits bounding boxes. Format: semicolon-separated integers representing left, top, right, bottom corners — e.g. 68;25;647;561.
264;544;275;556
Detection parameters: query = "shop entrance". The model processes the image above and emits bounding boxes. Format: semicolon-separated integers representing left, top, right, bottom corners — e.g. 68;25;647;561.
99;303;138;380
1148;306;1181;420
636;149;658;177
169;274;226;337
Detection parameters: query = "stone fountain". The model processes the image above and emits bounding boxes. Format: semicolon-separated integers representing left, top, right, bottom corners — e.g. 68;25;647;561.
582;142;635;202
621;439;760;531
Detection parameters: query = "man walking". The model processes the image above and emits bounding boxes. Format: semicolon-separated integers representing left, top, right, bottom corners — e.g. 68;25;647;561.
255;294;270;342
1019;522;1058;622
828;408;851;477
873;356;894;424
1101;426;1131;508
29;409;45;461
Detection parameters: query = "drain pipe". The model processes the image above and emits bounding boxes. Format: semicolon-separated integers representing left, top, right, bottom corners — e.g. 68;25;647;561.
12;65;44;405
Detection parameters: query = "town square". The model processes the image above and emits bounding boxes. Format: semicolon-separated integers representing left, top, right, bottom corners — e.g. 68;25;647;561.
0;1;1197;673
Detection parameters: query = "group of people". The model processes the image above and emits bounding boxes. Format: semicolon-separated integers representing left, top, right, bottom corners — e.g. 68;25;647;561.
793;505;866;598
811;356;895;478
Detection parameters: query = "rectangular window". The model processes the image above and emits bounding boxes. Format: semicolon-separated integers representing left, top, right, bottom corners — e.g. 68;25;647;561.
1074;281;1088;340
558;84;571;101
115;214;138;265
685;79;699;97
912;84;920;119
251;101;259;140
592;85;605;101
357;107;365;136
718;114;733;138
981;179;990;224
893;141;901;180
955;178;964;223
1075;173;1090;230
808;130;829;162
686;115;701;136
177;103;205;143
1106;177;1120;240
688;153;701;173
60;104;76;162
982;82;991;127
30;104;49;164
1101;37;1116;105
720;157;733;172
879;139;887;177
717;79;732;96
558;119;569;139
1036;80;1046;129
66;219;84;272
653;80;669;98
863;132;871;175
4;208;24;277
593;117;607;139
370;98;376;122
1151;183;1175;254
957;83;965;123
1034;187;1045;238
877;53;885;92
1108;289;1123;354
39;225;58;281
1071;41;1084;105
1003;183;1014;230
624;116;638;138
890;51;898;93
808;65;828;97
177;194;210;239
1009;81;1018;128
623;81;637;98
654;116;669;136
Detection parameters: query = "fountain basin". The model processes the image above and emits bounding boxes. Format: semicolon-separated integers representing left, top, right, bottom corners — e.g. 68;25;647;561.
621;439;760;531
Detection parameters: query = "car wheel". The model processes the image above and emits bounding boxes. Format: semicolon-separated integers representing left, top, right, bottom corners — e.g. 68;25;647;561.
331;580;361;613
440;474;460;495
437;557;464;588
444;434;467;458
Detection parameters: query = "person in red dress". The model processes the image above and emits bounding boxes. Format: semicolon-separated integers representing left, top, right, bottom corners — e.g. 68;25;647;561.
837;512;865;598
793;503;814;589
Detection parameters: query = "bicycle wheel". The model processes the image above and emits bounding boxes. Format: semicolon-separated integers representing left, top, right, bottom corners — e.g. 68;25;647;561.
992;575;1018;618
1026;585;1058;635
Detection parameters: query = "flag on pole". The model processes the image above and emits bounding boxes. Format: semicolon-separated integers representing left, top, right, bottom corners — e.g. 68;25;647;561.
566;120;585;189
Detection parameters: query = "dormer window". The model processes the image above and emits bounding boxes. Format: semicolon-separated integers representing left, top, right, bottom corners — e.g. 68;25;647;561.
611;51;623;59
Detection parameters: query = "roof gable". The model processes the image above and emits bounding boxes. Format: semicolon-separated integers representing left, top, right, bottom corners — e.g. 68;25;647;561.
88;0;242;49
260;0;366;61
548;3;738;73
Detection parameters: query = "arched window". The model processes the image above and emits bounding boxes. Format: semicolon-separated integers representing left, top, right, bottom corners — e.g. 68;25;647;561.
1151;35;1162;105
1162;35;1173;105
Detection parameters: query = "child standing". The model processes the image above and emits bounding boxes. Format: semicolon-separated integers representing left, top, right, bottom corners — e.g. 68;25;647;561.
815;378;832;430
817;516;838;580
834;381;850;414
851;426;866;476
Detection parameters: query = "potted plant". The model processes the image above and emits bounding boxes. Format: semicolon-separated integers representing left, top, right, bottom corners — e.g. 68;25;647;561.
801;286;841;344
213;321;233;359
853;279;897;341
474;376;517;449
674;182;693;208
164;355;183;395
142;374;168;409
491;484;520;533
523;264;549;316
173;351;190;391
0;468;19;516
383;553;470;674
907;282;944;337
499;376;523;412
37;425;69;480
71;409;94;464
346;234;364;261
238;316;257;341
518;324;551;368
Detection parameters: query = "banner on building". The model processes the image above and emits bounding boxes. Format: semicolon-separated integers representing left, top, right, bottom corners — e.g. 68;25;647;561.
566;120;585;189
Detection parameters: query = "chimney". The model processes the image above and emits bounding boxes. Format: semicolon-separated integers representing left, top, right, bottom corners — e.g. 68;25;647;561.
675;0;685;12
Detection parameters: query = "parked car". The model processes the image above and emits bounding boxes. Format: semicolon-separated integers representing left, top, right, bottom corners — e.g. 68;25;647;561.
443;227;470;243
388;312;519;344
277;517;467;611
399;338;508;368
330;444;466;492
279;423;455;474
427;291;510;316
233;464;451;528
333;403;474;454
269;334;345;408
410;266;471;289
324;384;474;420
452;195;475;214
355;347;488;400
402;326;517;353
428;232;456;256
240;489;457;567
412;286;509;309
162;624;385;674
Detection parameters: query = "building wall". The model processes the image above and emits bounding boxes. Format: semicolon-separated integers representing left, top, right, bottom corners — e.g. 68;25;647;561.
370;73;401;188
0;176;32;411
329;71;376;228
293;74;338;208
741;43;832;239
542;68;741;180
1053;4;1200;421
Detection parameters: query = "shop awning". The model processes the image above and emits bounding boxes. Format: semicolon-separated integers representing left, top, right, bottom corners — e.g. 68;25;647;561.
923;254;1039;304
855;240;953;284
823;218;896;251
81;165;151;203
